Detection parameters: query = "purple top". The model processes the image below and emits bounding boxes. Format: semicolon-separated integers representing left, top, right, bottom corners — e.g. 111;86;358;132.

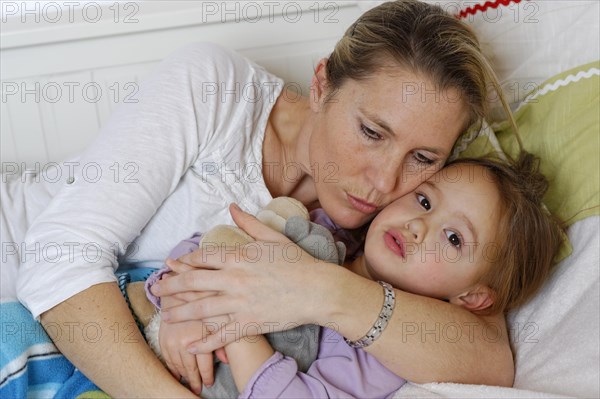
144;232;203;308
240;327;406;398
310;208;364;259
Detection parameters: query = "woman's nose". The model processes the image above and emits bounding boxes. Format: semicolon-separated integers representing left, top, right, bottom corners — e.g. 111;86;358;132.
369;163;401;194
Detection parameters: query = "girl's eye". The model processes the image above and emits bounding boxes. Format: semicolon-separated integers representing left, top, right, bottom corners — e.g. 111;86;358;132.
414;152;435;165
445;230;462;248
416;194;431;210
360;124;383;141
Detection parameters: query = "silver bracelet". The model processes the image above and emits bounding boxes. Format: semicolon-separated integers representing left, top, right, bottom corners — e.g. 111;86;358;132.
344;281;396;348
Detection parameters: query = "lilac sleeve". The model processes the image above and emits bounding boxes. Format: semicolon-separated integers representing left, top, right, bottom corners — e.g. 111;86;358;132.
310;209;364;259
240;328;406;398
144;232;203;308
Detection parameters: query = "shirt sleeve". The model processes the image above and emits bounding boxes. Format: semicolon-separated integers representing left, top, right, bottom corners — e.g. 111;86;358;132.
16;42;244;319
144;233;202;308
240;328;406;399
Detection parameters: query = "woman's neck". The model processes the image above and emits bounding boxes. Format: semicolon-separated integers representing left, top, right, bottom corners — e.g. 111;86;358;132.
262;88;317;206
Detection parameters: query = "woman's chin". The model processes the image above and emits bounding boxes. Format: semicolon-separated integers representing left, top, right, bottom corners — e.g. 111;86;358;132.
326;206;375;229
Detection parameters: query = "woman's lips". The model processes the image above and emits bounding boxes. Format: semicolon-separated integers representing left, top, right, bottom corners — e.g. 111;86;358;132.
347;194;378;214
384;231;405;259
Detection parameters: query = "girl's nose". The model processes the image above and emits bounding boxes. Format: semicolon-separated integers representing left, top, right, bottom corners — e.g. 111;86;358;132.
405;218;427;243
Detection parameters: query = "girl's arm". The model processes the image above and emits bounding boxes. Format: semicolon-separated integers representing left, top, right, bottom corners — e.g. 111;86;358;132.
225;336;274;392
226;328;405;398
153;206;514;386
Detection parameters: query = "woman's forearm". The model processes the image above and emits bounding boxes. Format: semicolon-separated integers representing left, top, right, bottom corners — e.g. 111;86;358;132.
317;267;514;386
40;282;196;398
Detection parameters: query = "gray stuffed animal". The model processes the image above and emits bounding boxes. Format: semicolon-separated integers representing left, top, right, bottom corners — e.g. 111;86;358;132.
285;215;346;266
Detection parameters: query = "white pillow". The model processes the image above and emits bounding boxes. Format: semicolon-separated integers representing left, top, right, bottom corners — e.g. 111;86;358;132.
436;0;600;120
506;216;600;397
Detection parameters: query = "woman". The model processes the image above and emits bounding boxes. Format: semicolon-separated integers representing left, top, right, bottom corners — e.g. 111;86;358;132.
3;1;514;396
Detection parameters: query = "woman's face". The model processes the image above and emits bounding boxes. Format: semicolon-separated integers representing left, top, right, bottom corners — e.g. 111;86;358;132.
308;62;471;229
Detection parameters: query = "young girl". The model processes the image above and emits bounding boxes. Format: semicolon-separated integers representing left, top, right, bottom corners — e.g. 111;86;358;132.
154;152;564;398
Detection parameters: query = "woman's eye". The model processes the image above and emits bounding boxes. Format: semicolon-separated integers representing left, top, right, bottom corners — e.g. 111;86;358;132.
417;194;431;210
414;152;435;165
360;124;383;141
445;230;462;248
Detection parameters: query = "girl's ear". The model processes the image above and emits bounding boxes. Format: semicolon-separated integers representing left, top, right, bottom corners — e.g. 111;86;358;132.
310;58;329;111
449;285;495;312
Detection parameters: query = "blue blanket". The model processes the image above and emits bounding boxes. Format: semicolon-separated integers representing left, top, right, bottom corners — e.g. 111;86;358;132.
1;268;159;398
0;300;108;398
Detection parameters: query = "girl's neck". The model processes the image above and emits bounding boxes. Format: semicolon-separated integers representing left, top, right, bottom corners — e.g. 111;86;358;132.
262;89;317;206
344;256;372;281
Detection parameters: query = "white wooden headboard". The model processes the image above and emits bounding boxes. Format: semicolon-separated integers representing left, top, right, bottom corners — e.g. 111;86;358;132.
1;1;366;169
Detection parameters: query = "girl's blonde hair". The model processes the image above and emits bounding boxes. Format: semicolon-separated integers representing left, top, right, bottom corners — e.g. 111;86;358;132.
450;153;565;315
325;0;521;146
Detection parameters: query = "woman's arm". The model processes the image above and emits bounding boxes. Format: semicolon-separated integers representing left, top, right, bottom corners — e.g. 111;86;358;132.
40;283;196;398
153;205;514;386
313;267;514;386
15;43;247;394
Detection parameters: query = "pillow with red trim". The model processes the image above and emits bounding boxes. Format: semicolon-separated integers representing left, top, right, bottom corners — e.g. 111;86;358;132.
437;0;600;121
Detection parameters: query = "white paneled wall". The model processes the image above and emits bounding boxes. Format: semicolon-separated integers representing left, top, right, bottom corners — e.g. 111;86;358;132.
1;1;363;169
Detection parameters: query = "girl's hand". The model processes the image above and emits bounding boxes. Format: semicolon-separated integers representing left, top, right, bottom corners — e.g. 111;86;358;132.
151;204;339;354
158;267;223;394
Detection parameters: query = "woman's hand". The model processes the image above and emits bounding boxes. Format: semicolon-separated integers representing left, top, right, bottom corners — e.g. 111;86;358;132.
151;204;339;354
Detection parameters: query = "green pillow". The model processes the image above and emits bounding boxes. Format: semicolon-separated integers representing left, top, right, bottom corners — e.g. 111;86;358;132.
451;120;506;161
455;61;600;261
494;61;600;227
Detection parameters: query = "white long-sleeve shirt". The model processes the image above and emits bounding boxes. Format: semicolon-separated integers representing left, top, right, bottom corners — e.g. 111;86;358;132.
2;42;283;318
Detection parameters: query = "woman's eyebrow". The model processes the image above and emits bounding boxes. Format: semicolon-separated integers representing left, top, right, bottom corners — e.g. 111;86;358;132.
360;108;397;136
361;108;444;156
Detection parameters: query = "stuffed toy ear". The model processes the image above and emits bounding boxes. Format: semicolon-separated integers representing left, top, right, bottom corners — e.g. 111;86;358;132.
199;224;254;249
449;285;495;313
257;197;309;233
264;197;309;220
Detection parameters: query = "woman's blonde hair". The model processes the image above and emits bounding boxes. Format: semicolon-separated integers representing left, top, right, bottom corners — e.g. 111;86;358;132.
449;153;565;315
325;0;521;145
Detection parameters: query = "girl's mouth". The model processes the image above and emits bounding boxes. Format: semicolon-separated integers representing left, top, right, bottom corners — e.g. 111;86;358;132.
384;231;406;259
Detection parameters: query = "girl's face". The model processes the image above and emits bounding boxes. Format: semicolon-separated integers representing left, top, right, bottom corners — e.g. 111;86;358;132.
308;61;470;229
363;163;502;301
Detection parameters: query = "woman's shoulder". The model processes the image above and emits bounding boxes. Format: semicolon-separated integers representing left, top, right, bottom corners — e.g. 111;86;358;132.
162;42;272;81
169;42;239;63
